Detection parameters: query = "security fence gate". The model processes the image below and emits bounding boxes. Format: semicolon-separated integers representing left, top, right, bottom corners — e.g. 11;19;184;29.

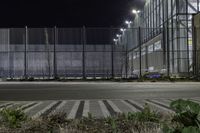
0;27;199;79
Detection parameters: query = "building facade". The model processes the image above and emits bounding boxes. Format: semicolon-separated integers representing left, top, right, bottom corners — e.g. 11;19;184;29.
121;0;200;77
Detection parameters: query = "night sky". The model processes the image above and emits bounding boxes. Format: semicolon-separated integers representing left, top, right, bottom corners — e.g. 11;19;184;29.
0;0;145;27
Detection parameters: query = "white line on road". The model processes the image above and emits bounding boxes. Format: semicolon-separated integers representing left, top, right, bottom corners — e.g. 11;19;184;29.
32;101;58;119
98;100;110;117
120;100;138;112
107;100;122;113
24;102;43;113
82;100;90;117
56;101;67;110
50;101;67;115
67;101;80;119
20;102;35;109
0;103;13;110
145;100;174;113
128;100;144;110
151;100;171;107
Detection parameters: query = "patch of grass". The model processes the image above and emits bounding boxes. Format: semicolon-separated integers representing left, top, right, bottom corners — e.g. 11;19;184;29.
0;108;28;128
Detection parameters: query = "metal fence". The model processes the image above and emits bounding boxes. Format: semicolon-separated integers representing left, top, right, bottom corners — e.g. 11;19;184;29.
0;27;199;79
117;27;199;78
0;28;127;79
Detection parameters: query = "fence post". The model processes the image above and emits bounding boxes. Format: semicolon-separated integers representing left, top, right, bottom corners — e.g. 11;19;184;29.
131;51;134;76
24;26;28;79
8;28;11;78
125;30;128;79
166;26;170;77
138;27;142;78
54;26;57;79
192;25;197;76
110;27;114;79
82;26;86;79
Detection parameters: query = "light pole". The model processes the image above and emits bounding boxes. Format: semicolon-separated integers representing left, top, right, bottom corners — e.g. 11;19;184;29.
132;9;140;14
125;21;132;28
132;9;142;78
132;9;141;26
116;34;122;44
120;28;126;35
113;39;118;45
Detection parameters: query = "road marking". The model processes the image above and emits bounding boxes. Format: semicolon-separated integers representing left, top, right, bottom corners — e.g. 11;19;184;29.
24;102;43;113
20;102;36;110
124;100;143;111
41;101;62;117
194;97;200;101
98;100;110;117
102;100;118;116
32;101;58;119
107;100;122;113
49;101;67;116
151;100;170;108
190;99;200;104
0;103;14;110
67;101;80;119
75;101;85;119
120;100;138;112
82;100;90;117
1;98;198;118
1;103;17;110
145;100;174;113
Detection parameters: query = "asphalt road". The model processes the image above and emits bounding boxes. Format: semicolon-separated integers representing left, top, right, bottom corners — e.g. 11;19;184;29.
0;82;200;101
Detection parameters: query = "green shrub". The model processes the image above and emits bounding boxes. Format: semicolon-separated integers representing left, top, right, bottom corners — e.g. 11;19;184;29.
170;99;200;127
0;108;28;128
127;104;161;123
163;99;200;133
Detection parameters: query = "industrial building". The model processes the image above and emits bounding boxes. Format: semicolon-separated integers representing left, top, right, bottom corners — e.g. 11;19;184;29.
118;0;200;77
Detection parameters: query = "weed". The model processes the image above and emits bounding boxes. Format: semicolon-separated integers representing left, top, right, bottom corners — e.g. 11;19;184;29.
0;108;28;128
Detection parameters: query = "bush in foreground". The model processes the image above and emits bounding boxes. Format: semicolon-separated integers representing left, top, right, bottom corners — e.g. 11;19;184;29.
163;99;200;133
0;108;27;128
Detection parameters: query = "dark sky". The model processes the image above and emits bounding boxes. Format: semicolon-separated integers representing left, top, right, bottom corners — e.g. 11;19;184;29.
0;0;145;27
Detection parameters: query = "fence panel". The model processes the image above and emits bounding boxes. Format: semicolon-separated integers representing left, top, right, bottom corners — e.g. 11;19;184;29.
0;27;198;79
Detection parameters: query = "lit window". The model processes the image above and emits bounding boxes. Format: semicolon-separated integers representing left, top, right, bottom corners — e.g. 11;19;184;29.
154;41;161;51
148;45;154;53
142;48;146;55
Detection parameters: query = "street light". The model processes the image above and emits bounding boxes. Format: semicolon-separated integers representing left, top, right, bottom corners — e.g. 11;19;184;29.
116;34;121;38
113;39;118;42
132;9;140;14
125;21;132;25
120;28;126;37
113;38;118;45
120;28;126;32
132;9;141;27
125;21;132;28
116;34;122;44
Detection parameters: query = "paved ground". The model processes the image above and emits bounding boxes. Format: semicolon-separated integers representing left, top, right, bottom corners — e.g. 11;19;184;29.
1;98;200;119
0;82;200;101
0;82;200;118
